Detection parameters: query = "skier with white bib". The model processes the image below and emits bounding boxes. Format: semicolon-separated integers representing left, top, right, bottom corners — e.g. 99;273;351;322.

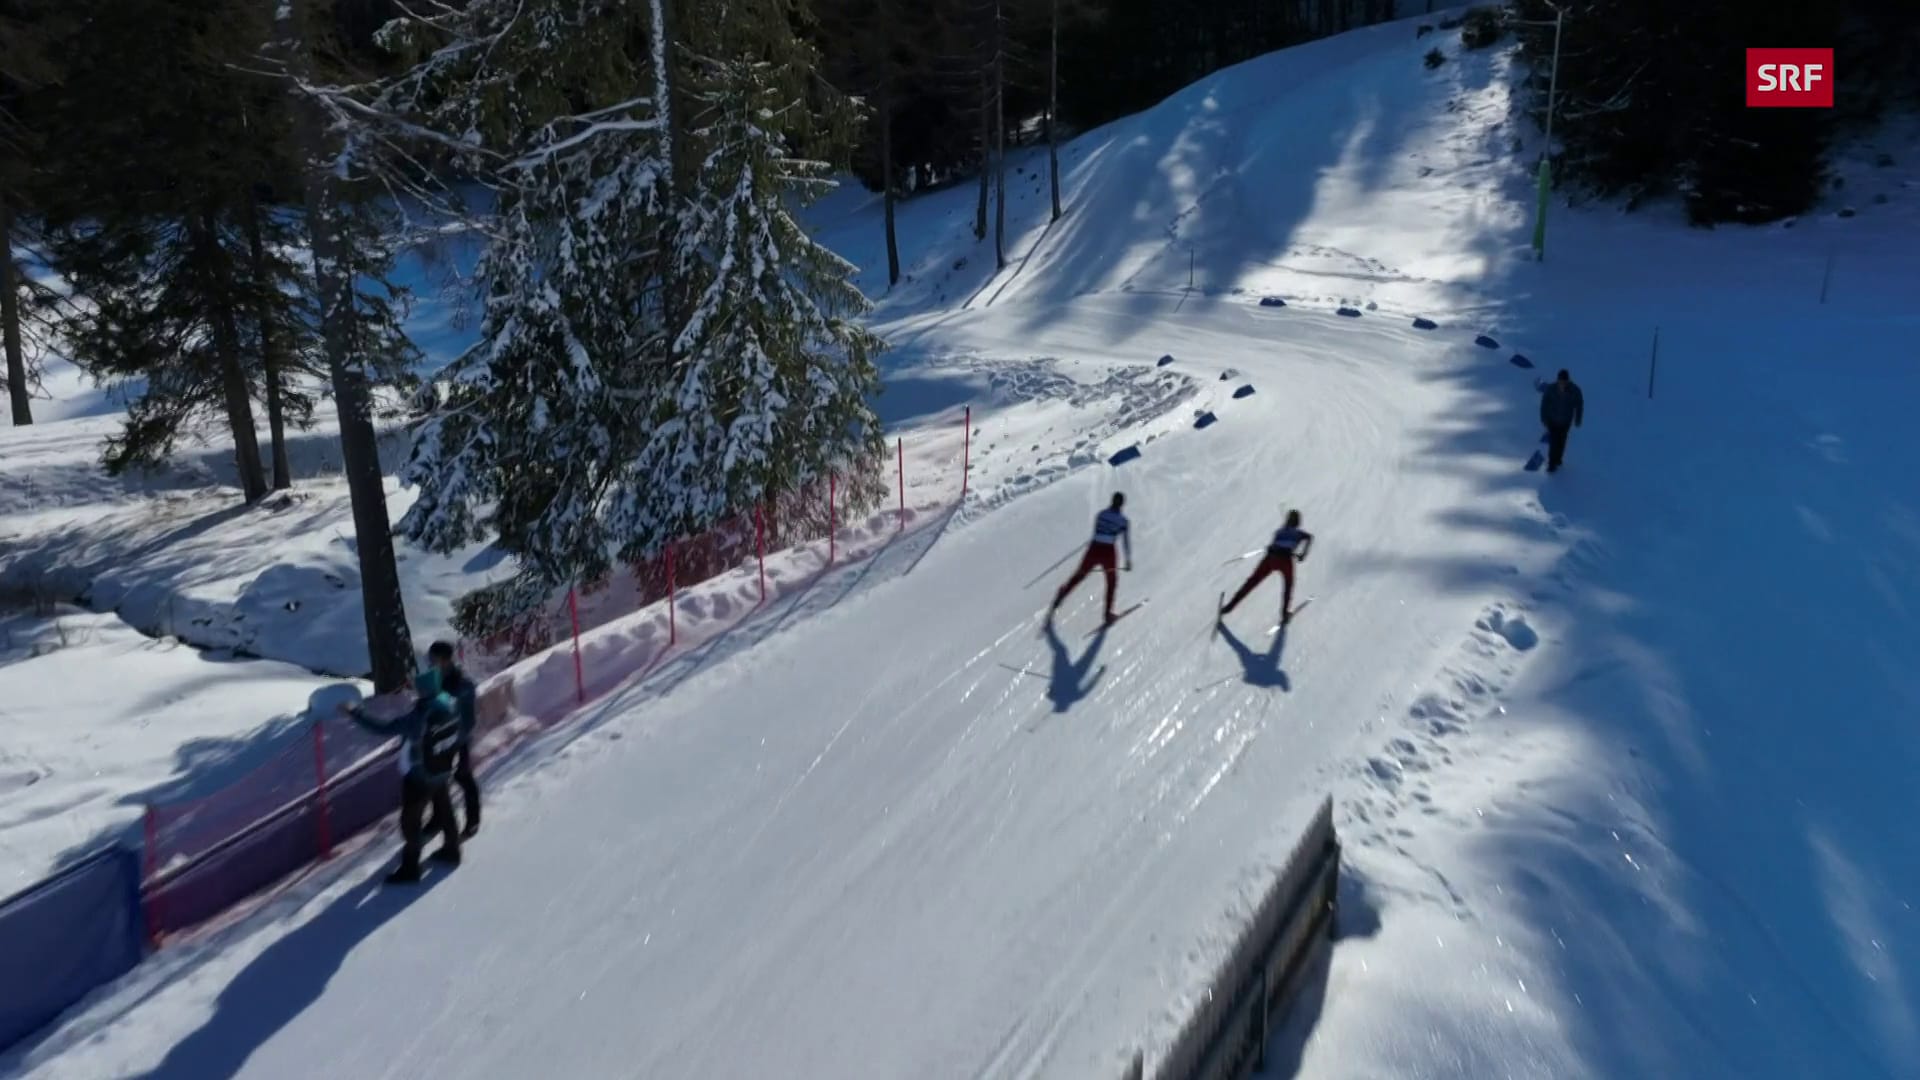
1049;493;1133;626
1220;509;1314;625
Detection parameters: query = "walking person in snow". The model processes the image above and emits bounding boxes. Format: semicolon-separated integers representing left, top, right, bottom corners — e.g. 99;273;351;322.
1220;510;1314;625
338;668;464;884
420;641;481;840
1540;368;1584;473
1050;493;1132;625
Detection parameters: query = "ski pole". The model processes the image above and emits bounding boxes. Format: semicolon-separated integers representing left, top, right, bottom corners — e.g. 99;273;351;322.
1022;542;1084;589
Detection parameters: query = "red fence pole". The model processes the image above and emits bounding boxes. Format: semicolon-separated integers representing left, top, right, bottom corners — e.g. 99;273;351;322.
962;405;971;501
567;588;585;704
667;544;677;646
897;438;905;529
756;505;767;602
312;720;332;860
142;806;158;947
829;473;837;564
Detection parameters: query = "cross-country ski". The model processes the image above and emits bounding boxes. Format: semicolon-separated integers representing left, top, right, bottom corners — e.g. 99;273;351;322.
1086;600;1146;636
1266;596;1313;634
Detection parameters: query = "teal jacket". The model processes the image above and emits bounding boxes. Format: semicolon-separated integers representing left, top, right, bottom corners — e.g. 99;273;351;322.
348;670;461;782
439;665;479;744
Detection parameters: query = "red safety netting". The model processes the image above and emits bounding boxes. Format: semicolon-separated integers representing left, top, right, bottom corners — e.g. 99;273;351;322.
137;410;973;941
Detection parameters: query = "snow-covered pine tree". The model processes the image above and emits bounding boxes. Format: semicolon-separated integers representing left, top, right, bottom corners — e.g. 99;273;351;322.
382;0;678;621
630;49;886;545
390;0;886;633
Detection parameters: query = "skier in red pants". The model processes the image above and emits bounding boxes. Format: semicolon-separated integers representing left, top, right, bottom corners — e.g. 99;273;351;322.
1050;493;1132;625
1220;510;1313;625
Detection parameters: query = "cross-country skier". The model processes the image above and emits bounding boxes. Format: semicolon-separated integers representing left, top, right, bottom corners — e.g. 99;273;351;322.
339;669;464;884
1220;510;1313;625
1539;368;1584;473
1050;493;1132;625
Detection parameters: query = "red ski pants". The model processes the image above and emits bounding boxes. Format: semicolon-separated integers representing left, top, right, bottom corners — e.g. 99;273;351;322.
1055;543;1119;616
1223;551;1294;615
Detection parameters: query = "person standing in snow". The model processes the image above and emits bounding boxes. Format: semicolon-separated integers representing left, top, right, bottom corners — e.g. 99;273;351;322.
1220;509;1314;625
1050;493;1132;625
1540;368;1584;473
338;668;464;884
420;641;481;840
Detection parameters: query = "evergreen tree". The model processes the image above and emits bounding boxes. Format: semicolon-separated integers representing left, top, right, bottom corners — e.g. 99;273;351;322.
382;0;679;616
817;0;927;287
645;50;885;532
276;0;430;689
1508;0;1907;225
36;0;265;495
390;0;885;629
1;0;66;426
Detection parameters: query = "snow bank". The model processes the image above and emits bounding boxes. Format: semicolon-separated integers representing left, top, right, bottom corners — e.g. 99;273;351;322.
0;608;336;891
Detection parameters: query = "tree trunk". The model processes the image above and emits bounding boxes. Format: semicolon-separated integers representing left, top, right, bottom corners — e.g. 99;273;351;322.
1;195;31;425
190;212;269;503
242;188;292;490
283;0;415;692
993;13;1007;271
881;79;900;287
974;71;990;241
652;0;686;340
1048;0;1062;223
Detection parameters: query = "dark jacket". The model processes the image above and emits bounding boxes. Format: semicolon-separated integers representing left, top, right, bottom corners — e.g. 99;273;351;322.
1540;380;1584;429
349;691;461;783
439;665;479;745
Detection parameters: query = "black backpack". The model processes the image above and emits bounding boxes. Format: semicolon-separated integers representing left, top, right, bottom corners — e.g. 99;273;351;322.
420;695;463;776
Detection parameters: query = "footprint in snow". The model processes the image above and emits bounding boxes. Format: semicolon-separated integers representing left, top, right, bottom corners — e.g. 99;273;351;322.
1476;607;1539;651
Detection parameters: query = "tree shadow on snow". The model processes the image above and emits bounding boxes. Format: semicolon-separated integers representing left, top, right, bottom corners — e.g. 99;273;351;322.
128;865;449;1080
43;683;373;879
1334;295;1920;1079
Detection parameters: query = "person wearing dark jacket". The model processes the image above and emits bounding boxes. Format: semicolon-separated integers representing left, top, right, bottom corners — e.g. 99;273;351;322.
1539;368;1585;473
422;640;481;839
340;668;464;884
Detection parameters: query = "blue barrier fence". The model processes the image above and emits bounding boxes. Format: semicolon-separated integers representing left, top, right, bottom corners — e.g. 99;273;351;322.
0;845;143;1051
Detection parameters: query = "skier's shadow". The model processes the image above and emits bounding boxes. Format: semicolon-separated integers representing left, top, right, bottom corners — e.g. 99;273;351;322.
1219;622;1291;691
1044;621;1107;712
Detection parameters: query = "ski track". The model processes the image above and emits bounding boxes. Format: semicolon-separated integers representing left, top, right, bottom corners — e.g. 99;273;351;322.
4;293;1504;1080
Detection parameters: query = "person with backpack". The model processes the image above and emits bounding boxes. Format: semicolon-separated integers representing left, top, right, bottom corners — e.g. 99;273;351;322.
1050;492;1133;626
421;641;481;840
1219;509;1314;626
339;668;464;884
1540;368;1585;473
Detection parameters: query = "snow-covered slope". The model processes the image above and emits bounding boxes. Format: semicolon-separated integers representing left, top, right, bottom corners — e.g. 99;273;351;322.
7;13;1920;1080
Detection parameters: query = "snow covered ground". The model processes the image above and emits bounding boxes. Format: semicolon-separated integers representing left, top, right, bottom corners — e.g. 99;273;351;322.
0;606;339;894
6;11;1920;1080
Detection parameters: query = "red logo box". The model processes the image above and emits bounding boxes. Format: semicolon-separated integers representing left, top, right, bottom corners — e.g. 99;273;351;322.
1747;48;1834;107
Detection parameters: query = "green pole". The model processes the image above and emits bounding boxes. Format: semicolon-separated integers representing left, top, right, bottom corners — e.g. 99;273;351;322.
1533;5;1563;262
1532;156;1551;260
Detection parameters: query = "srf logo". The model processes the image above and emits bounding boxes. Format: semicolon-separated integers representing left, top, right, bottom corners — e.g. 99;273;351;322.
1747;48;1834;107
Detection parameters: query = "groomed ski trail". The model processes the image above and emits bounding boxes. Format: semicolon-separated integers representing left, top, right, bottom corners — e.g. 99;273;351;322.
7;296;1530;1080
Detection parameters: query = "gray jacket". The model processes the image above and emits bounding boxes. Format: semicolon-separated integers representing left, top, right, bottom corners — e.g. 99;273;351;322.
1540;380;1584;429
